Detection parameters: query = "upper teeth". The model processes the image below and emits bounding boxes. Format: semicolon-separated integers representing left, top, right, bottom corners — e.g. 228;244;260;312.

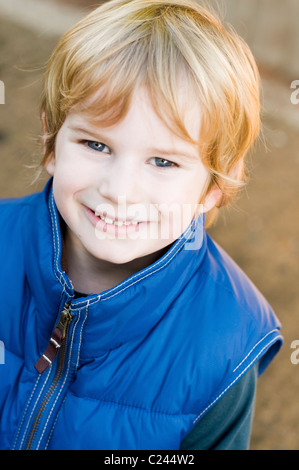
99;214;138;226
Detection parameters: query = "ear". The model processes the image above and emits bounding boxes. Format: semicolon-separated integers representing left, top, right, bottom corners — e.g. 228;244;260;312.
201;184;223;213
41;113;55;176
44;152;56;177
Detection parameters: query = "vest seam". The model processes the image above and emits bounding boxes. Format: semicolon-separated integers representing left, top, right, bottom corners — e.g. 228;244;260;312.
48;190;71;294
233;329;279;373
193;334;281;425
66;390;190;418
11;374;42;449
75;301;89;371
48;190;64;287
17;366;53;449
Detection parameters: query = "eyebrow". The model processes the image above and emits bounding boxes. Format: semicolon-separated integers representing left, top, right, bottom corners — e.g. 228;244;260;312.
68;125;104;142
69;125;199;162
149;147;199;162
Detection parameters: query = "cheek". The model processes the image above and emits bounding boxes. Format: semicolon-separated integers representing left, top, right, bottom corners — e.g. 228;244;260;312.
156;174;208;238
52;149;92;197
52;176;72;224
157;201;197;242
182;170;210;207
157;179;205;215
51;160;84;220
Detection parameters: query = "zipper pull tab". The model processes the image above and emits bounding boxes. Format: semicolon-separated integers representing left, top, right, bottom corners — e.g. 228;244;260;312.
56;305;72;340
34;305;72;374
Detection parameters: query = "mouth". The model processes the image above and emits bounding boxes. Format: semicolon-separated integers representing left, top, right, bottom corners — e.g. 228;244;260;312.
96;212;141;227
82;205;150;236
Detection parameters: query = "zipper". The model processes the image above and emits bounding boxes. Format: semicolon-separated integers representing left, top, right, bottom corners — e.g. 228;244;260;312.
25;304;72;450
34;304;72;374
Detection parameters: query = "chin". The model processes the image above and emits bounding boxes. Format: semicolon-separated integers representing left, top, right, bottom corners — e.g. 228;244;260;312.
89;245;141;266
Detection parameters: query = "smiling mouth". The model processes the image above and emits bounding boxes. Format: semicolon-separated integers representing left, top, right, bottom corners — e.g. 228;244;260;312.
96;212;140;227
82;204;154;235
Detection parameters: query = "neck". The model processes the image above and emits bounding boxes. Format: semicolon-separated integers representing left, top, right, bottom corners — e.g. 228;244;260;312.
63;229;166;295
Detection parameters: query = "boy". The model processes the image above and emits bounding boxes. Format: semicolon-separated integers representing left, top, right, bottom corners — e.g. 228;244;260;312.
0;0;282;450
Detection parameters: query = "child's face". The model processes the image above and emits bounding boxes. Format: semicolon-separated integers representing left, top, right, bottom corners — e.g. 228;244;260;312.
45;87;219;266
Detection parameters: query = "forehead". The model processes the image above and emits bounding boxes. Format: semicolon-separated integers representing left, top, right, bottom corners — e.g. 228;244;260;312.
71;85;203;144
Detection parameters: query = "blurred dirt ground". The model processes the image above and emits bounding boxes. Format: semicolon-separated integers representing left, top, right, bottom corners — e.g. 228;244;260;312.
0;0;299;450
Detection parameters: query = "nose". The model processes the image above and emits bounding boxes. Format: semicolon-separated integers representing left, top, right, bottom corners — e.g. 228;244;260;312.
97;157;142;205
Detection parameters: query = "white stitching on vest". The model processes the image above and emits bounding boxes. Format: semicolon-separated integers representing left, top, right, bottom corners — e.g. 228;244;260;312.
193;334;281;425
233;329;278;373
17;366;53;449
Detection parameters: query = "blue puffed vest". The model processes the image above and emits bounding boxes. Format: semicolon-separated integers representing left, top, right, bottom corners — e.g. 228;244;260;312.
0;179;282;450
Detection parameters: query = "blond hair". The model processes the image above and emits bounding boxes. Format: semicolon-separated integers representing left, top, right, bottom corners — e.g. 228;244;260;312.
40;0;260;225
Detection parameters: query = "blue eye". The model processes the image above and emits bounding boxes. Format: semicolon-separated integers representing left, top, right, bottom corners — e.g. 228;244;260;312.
87;141;110;153
152;157;175;168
